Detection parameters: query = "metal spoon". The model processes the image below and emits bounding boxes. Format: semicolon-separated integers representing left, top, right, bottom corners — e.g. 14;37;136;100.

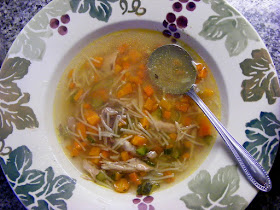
147;44;272;192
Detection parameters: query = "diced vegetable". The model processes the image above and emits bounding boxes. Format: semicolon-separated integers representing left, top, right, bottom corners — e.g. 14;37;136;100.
112;172;122;181
96;171;106;181
198;116;212;137
74;89;84;101
163;171;175;183
84;109;100;126
182;116;192;126
101;150;110;159
163;110;171;120
118;43;129;54
144;98;156;111
151;108;162;120
129;49;142;64
114;64;123;73
184;141;192;149
136;146;148;156
182;152;190;160
175;101;189;112
69;82;76;89
129;172;141;185
169;133;177;141
114;178;130;193
121;151;131;161
91;57;104;69
171;109;181;121
83;103;91;109
89;147;101;156
171;149;180;159
137;181;160;195
140;117;150;129
143;85;154;97
76;122;87;139
153;146;163;155
131;135;147;146
117;83;133;98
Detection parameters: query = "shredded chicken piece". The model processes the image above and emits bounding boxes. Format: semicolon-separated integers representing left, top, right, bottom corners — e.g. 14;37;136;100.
122;141;136;155
101;158;153;173
67;117;76;132
83;160;100;180
153;120;177;133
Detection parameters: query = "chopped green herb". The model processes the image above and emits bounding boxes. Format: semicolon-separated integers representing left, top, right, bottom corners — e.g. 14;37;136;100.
136;146;148;156
137;181;160;195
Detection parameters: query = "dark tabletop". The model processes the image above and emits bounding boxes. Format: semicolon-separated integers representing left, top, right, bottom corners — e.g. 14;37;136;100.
0;0;279;209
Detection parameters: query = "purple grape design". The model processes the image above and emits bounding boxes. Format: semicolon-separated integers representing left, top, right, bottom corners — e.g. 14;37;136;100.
162;0;201;42
49;14;70;36
132;195;155;210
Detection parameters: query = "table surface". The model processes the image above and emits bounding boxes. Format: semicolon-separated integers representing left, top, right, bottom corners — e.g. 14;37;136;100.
0;0;279;209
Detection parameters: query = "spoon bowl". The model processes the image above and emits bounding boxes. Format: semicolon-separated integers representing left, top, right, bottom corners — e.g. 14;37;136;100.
147;44;272;192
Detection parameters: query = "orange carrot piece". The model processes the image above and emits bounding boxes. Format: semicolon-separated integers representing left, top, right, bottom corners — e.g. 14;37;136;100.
143;85;154;97
117;83;133;98
121;151;130;161
129;172;141;185
114;178;130;193
144;97;155;111
114;64;123;73
74;89;84;101
101;150;110;159
84;109;100;126
169;133;177;141
129;76;143;85
89;146;101;156
83;103;91;109
76;122;87;139
114;172;122;181
91;57;104;69
175;101;189;112
184;141;192;149
153;146;163;155
163;171;175;183
131;135;147;146
69;82;76;89
198;116;212;137
140;117;150;129
163;110;171;120
129;49;142;64
118;43;129;54
182;152;190;160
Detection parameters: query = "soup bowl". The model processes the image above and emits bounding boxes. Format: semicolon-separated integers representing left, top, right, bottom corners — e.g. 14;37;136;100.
0;0;279;209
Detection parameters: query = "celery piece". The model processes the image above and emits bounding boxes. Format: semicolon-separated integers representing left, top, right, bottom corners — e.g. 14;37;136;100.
96;171;106;182
136;146;148;156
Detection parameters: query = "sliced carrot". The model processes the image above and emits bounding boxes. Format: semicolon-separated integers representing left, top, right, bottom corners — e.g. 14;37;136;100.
131;135;147;146
198;115;212;137
84;109;100;126
76;122;87;139
144;97;156;111
74;89;84;101
129;76;143;85
140;117;150;129
121;151;131;161
117;83;133;98
101;150;110;159
175;101;189;112
69;82;76;89
83;103;91;109
92;89;109;102
197;65;208;79
143;85;154;97
129;172;141;185
89;146;101;156
114;178;130;193
163;110;171;120
153;146;163;155
122;61;130;70
114;172;122;181
91;57;104;69
163;171;175;183
169;133;177;141
182;152;190;160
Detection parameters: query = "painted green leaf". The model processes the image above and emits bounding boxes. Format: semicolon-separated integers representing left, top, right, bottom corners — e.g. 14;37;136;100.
200;0;259;56
240;49;280;104
180;165;248;210
0;57;39;140
8;0;71;60
0;146;76;209
243;112;280;171
70;0;118;22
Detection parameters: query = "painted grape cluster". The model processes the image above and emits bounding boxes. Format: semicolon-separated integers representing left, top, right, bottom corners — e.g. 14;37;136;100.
133;195;155;210
50;14;70;35
162;0;200;41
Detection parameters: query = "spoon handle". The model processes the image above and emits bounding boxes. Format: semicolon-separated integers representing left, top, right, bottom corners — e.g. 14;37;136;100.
187;87;272;192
